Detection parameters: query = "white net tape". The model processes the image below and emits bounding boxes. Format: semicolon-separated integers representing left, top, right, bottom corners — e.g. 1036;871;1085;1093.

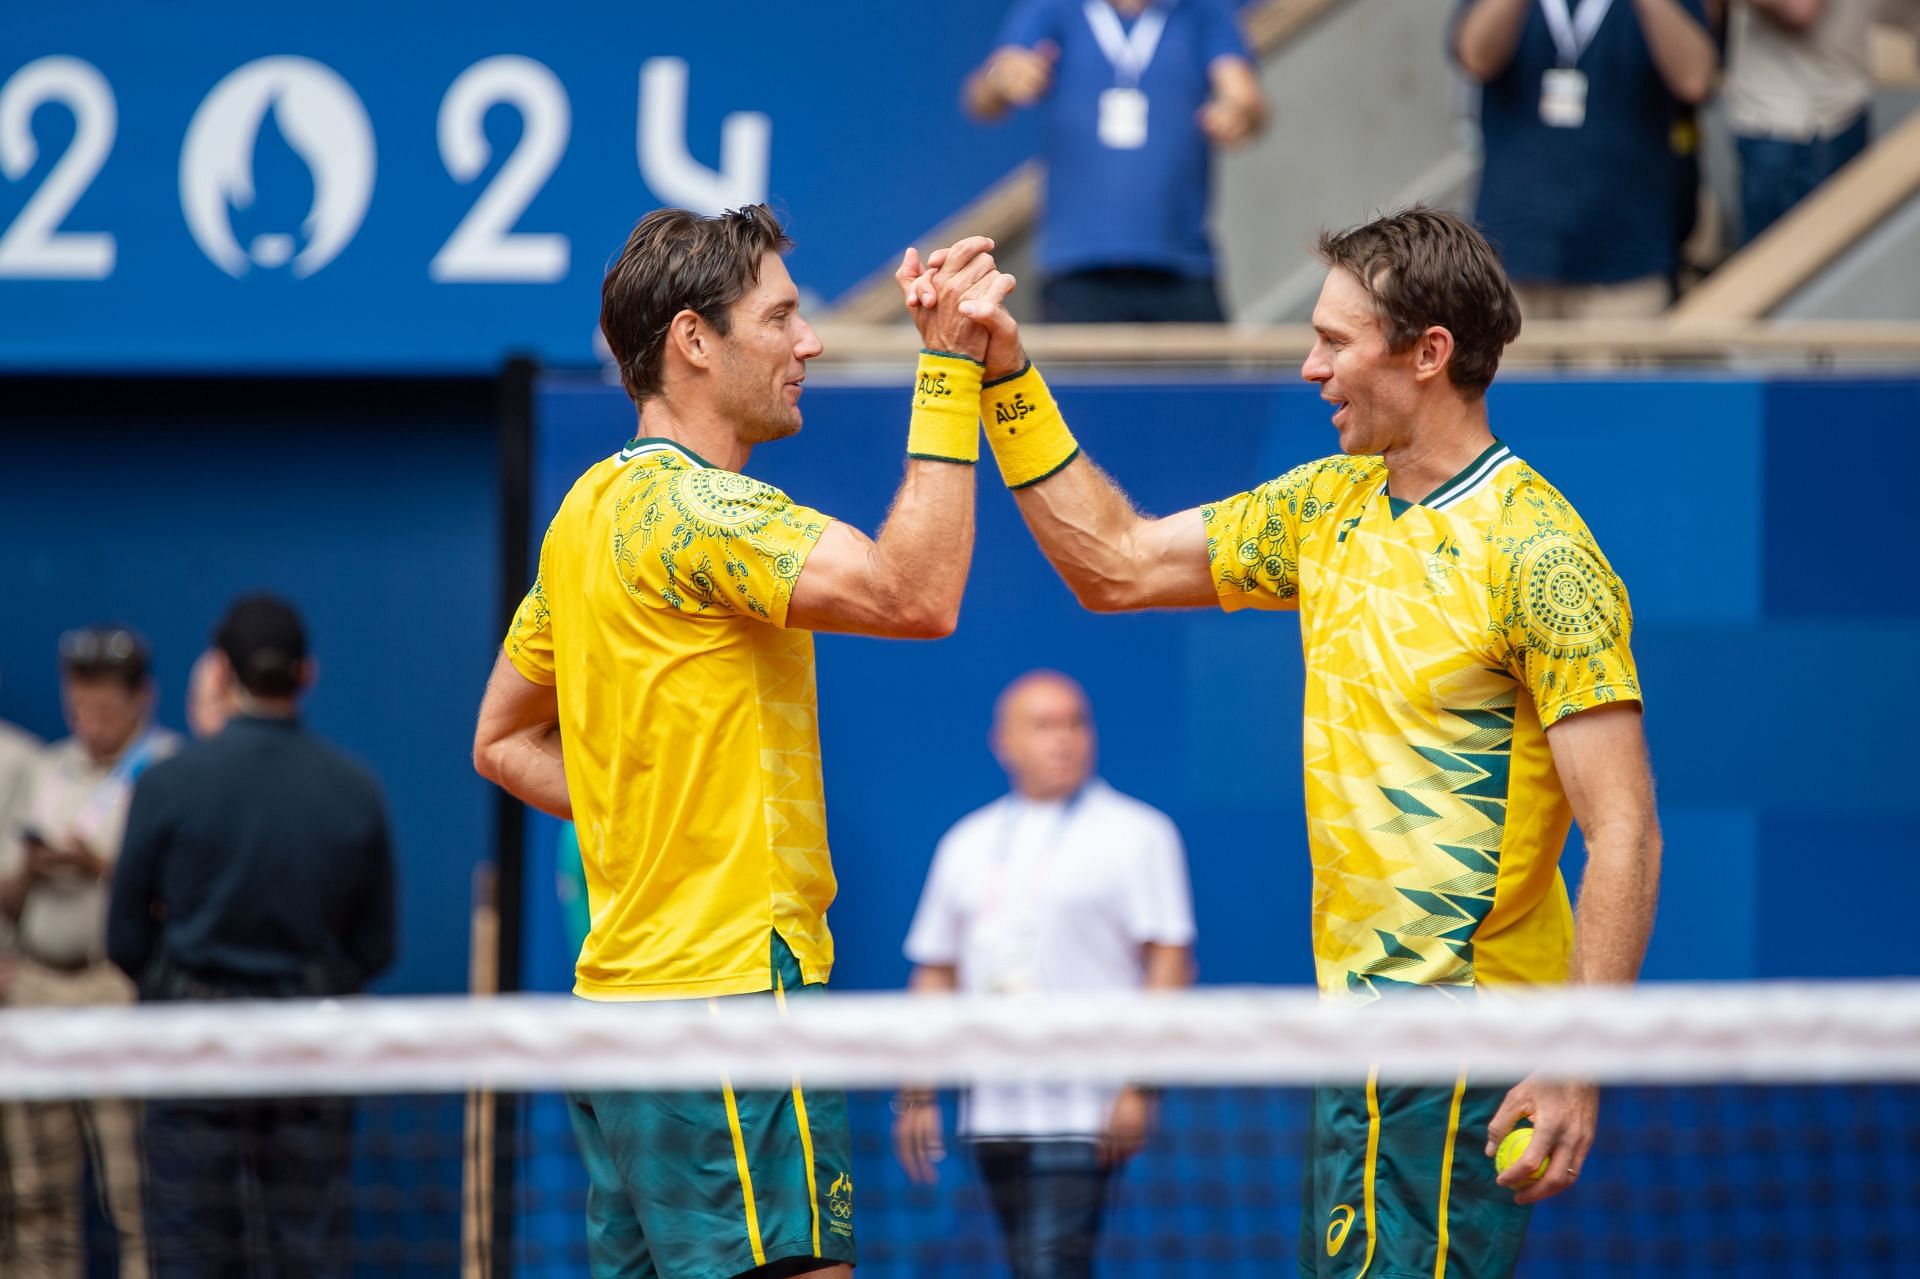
3;980;1917;1101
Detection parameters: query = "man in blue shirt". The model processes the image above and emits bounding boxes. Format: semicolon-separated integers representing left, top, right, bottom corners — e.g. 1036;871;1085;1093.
1456;0;1717;319
965;0;1266;322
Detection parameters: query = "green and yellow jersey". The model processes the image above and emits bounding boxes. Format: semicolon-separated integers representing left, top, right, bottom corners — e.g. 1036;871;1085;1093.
505;437;833;1001
1203;442;1639;1001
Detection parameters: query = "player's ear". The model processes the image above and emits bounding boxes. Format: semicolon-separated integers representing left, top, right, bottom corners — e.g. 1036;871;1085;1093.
1411;325;1455;386
667;309;712;371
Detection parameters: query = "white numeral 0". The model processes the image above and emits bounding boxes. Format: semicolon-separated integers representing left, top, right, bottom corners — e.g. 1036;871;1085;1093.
431;56;570;283
0;56;116;279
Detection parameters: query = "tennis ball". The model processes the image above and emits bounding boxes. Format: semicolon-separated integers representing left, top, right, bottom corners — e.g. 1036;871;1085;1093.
1495;1127;1547;1182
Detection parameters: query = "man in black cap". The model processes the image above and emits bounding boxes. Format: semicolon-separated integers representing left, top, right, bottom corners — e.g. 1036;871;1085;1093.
108;595;395;1279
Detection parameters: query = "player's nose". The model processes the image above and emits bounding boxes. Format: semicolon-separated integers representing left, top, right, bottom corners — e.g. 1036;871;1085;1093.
794;318;824;361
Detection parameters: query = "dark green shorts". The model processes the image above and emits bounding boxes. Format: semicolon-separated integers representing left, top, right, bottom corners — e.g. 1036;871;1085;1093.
567;934;857;1279
1298;1073;1531;1279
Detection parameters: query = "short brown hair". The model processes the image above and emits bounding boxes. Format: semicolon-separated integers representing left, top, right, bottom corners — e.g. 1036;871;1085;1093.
1315;207;1521;396
600;204;794;404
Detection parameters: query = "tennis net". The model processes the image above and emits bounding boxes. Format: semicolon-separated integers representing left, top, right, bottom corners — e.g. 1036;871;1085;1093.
1;981;1915;1276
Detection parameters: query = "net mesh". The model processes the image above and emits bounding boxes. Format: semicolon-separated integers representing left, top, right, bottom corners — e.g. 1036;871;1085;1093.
2;983;1917;1277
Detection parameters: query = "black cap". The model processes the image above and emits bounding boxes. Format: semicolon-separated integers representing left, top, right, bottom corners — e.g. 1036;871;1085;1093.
214;595;308;697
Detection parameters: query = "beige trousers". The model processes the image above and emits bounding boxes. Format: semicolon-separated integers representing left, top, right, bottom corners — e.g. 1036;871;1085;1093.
2;958;146;1279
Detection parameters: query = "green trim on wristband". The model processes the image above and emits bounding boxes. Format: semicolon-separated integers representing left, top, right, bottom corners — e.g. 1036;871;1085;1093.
1007;445;1081;489
982;362;1077;489
908;350;984;465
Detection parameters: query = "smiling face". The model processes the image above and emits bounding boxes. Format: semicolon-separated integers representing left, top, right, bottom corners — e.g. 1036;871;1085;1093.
712;252;823;446
1301;266;1428;457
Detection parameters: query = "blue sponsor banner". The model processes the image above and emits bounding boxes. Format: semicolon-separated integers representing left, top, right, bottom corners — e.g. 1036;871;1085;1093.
0;2;1029;370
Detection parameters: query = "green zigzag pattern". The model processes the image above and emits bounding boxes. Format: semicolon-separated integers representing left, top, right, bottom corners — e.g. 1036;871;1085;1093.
1367;695;1517;982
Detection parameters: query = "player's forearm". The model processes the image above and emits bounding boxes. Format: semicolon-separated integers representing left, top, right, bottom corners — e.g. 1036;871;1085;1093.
865;461;977;639
1634;0;1719;101
479;725;573;821
1011;456;1163;611
1455;0;1535;80
1568;818;1661;985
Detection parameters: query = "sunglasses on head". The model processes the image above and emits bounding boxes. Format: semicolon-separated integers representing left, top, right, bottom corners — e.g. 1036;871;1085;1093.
59;627;146;673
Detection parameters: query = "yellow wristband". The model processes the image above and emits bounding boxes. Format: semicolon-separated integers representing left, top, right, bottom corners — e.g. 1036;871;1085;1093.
906;350;983;465
981;362;1078;489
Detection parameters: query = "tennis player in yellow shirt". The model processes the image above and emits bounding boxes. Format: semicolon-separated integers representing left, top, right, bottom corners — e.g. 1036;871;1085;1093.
473;205;1021;1279
909;205;1661;1279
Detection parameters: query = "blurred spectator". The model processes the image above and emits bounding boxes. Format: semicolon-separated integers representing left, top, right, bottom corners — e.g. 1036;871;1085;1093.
1;626;177;1279
1456;0;1719;318
965;0;1266;323
108;595;394;1279
894;671;1194;1279
0;669;45;1272
1726;0;1874;243
0;666;46;994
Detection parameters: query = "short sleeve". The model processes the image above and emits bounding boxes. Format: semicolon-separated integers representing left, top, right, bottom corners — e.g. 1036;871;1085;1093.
1000;0;1065;50
1122;810;1196;947
504;524;557;685
1494;498;1642;724
1202;459;1327;611
1198;0;1254;64
903;829;966;966
644;469;829;628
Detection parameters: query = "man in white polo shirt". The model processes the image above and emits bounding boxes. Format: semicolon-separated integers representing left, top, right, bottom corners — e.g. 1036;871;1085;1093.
894;670;1194;1279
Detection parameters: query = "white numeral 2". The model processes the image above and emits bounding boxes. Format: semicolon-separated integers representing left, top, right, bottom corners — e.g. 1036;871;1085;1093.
0;56;116;279
430;56;570;283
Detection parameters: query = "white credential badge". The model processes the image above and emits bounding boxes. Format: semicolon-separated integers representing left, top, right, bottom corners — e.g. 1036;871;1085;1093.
1085;0;1167;151
1536;0;1613;130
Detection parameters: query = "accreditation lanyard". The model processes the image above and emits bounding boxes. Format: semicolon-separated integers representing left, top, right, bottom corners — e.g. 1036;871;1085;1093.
1085;1;1171;149
1084;0;1170;88
1536;0;1611;127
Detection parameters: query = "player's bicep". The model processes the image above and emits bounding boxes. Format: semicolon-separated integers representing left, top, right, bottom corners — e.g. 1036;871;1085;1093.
1121;508;1221;610
1544;704;1658;877
784;519;913;637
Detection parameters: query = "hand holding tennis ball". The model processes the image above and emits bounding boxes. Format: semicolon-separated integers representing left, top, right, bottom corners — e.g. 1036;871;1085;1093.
1494;1126;1547;1183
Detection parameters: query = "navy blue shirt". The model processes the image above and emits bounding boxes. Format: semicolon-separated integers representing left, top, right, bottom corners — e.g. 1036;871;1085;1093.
1000;0;1250;278
1464;0;1708;285
108;715;395;998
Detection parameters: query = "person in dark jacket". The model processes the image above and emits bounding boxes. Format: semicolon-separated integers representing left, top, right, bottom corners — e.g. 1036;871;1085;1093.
109;595;395;1279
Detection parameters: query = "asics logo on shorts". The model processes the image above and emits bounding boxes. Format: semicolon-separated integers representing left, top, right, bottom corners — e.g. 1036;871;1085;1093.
1326;1203;1356;1256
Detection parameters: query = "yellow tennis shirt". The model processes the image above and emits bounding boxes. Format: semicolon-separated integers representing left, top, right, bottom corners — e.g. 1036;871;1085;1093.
1203;442;1640;1001
505;437;835;1000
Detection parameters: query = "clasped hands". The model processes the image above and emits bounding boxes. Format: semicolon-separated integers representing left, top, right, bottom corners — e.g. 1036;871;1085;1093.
895;236;1026;380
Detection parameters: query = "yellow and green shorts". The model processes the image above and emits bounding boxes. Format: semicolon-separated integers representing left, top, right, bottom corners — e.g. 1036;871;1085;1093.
567;934;857;1279
1298;1072;1532;1279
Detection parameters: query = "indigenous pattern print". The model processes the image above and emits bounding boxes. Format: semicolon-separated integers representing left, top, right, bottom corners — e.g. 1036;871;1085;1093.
612;453;824;620
1202;444;1638;1001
